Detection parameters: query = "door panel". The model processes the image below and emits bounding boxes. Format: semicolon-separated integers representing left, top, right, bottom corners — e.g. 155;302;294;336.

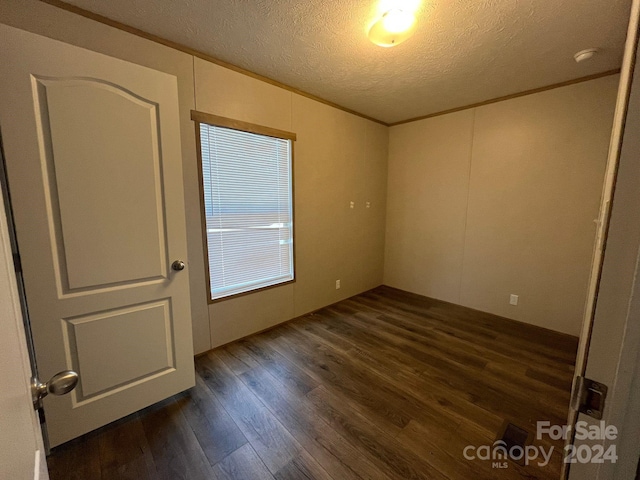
0;25;194;447
64;299;174;401
40;77;168;291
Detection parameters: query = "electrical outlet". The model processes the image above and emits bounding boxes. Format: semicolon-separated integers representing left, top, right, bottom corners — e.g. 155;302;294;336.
366;201;371;208
336;279;341;289
349;201;355;209
509;294;519;306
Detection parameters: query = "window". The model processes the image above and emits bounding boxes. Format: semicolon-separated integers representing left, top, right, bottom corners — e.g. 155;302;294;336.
193;112;295;301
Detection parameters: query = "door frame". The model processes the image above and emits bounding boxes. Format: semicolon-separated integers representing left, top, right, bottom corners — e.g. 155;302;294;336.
0;136;48;479
0;132;49;451
563;0;640;477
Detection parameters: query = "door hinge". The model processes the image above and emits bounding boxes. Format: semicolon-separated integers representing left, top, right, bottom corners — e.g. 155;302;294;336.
12;252;21;273
571;376;608;419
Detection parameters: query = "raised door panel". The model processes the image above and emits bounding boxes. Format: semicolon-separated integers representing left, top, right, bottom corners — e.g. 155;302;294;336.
38;78;168;292
63;300;175;401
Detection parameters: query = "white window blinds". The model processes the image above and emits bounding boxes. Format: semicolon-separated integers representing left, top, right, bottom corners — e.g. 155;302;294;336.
199;123;294;300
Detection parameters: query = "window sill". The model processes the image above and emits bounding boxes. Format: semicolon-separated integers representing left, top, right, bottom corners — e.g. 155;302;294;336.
207;278;296;304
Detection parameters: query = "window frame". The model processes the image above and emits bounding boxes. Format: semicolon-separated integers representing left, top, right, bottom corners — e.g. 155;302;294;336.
191;110;297;304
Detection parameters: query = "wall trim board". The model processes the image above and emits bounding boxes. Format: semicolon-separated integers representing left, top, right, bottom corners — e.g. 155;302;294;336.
38;0;387;127
389;69;621;127
38;0;620;129
191;110;297;141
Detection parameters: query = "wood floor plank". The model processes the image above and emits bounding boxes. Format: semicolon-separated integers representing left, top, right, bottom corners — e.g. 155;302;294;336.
314;304;568;431
211;443;274;480
344;298;574;376
269;325;412;435
234;338;319;396
353;296;575;373
287;319;467;438
395;419;499;480
484;362;571;406
341;299;491;370
219;342;263;375
526;366;574;391
378;286;578;353
295;308;519;435
98;413;157;480
274;451;334;480
290;318;472;438
306;386;450;480
197;350;302;474
139;397;215;480
178;373;248;466
239;360;390;480
361;288;577;369
47;285;577;480
47;432;102;480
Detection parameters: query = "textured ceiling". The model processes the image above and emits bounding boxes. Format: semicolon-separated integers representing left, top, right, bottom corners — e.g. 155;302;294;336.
62;0;632;124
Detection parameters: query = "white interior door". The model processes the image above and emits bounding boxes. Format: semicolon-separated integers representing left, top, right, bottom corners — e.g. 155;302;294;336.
0;24;195;447
0;179;48;480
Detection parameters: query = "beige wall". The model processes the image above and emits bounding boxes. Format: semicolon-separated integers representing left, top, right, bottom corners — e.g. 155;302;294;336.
195;59;388;346
462;79;618;335
384;109;474;304
0;0;388;352
385;75;619;336
384;75;618;335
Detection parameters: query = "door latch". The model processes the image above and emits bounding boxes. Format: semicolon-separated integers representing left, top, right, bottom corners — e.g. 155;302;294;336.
571;376;608;419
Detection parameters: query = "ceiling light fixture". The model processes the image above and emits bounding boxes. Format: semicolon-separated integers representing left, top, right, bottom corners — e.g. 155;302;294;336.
574;48;599;63
369;8;417;47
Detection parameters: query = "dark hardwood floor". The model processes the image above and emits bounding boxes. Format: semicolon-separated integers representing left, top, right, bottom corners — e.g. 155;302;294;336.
47;286;578;480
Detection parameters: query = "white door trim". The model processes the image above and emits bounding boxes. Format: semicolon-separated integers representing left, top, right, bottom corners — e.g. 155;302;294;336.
0;166;48;480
